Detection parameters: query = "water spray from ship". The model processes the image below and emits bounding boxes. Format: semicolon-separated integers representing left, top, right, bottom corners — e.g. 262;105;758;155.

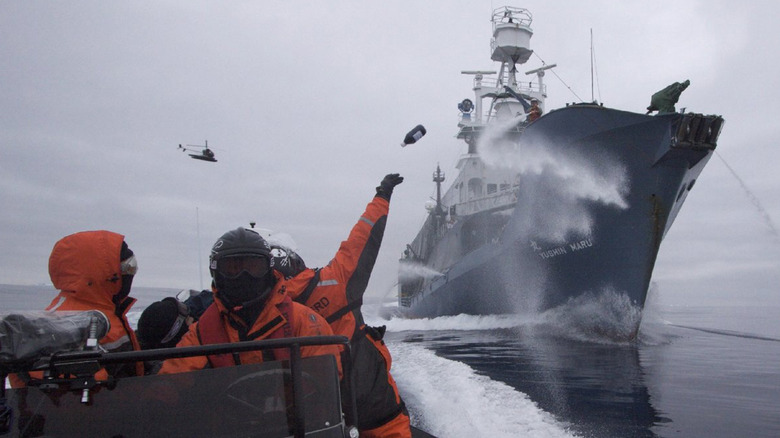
477;113;630;244
715;151;780;242
398;260;444;282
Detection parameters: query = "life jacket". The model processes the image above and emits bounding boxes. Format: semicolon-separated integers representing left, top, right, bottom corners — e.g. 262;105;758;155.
292;269;364;336
196;295;294;368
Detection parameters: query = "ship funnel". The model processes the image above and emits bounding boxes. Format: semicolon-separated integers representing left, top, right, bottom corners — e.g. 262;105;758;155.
490;7;534;65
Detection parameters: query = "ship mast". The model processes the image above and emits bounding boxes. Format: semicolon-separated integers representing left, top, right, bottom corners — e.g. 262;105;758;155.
489;6;536;121
457;7;554;150
433;164;446;227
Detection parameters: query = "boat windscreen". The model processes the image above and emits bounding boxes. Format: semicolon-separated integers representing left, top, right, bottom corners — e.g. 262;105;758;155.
3;355;344;437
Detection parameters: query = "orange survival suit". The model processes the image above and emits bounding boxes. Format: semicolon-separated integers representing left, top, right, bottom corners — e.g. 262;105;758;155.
283;195;411;438
158;271;341;375
527;101;542;122
9;230;143;387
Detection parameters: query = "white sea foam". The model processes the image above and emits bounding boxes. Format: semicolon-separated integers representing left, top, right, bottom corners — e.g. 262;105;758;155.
367;288;644;343
374;311;540;332
389;341;578;438
537;289;643;343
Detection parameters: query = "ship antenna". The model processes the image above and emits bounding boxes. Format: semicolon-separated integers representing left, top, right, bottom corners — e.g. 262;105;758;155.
196;207;203;289
590;28;594;102
589;29;602;104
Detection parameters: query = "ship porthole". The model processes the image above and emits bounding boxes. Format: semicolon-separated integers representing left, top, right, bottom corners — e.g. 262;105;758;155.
677;187;686;201
688;179;696;191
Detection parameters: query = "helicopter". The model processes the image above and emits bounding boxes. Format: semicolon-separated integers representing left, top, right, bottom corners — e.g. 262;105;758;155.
178;140;217;162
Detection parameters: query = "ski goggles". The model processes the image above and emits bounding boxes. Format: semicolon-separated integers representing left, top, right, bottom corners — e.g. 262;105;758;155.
215;255;270;279
120;255;138;276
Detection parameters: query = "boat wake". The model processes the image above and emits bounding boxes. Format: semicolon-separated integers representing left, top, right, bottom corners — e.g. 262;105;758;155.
389;341;578;438
366;291;647;436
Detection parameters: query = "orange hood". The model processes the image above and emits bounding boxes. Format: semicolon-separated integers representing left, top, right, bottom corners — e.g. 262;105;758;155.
48;230;126;307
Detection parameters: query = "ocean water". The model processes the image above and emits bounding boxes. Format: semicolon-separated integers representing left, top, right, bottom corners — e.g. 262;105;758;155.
2;284;779;437
373;293;780;438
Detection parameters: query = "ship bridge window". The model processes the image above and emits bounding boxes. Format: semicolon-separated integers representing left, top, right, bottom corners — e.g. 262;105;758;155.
500;183;510;191
468;178;483;199
487;183;497;194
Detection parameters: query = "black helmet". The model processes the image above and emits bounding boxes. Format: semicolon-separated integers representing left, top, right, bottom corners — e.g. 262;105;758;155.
209;228;273;270
271;245;307;279
209;228;274;284
210;228;276;309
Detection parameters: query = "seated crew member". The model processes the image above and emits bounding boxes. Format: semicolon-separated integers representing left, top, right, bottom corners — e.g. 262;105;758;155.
137;290;214;350
137;291;214;374
271;173;412;438
138;298;193;351
9;230;143;387
158;228;340;375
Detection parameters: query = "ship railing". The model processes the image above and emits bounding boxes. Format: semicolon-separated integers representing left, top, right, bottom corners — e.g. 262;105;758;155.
457;116;528;135
492;6;533;29
475;76;545;96
453;190;518;217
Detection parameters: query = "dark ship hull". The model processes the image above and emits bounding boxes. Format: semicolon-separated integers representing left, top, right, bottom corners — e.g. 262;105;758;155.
399;105;723;319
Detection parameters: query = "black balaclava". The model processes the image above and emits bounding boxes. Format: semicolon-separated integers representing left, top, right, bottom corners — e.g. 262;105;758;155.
217;269;276;325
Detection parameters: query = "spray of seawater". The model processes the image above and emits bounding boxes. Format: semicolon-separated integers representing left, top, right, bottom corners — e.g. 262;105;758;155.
368;262;445;319
533;288;643;344
398;261;443;282
478;114;631;210
716;151;780;242
369;287;643;344
475;114;631;245
377;312;541;333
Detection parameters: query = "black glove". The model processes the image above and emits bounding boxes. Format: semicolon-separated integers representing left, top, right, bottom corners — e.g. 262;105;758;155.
375;173;403;200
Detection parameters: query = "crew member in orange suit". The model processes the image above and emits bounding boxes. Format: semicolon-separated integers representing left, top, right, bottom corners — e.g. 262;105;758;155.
527;98;542;122
9;230;143;387
273;173;411;438
158;227;340;375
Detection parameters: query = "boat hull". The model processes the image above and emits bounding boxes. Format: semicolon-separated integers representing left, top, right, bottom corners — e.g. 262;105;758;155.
400;105;721;319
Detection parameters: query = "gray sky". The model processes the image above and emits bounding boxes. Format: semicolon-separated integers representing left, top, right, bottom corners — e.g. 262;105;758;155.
2;1;779;306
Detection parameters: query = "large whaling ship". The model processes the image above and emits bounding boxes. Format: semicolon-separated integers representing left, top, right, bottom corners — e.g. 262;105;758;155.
398;6;724;327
